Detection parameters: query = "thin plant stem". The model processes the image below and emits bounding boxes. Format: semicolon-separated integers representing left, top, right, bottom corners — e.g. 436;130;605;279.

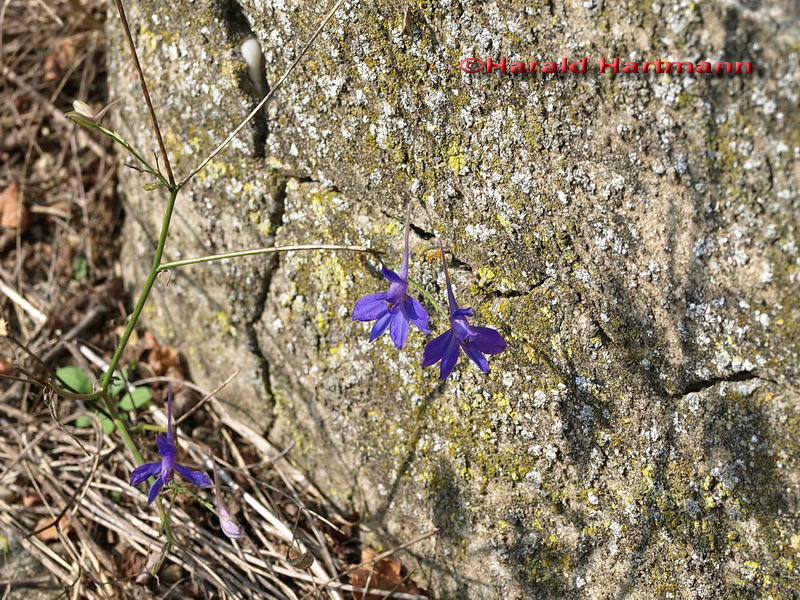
113;0;175;186
157;244;373;271
100;187;179;391
113;413;144;464
407;275;448;317
175;484;215;512
179;0;347;187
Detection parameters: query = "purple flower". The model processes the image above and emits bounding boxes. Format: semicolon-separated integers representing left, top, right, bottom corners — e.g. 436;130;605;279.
213;464;245;540
130;385;212;504
352;210;429;348
421;244;507;380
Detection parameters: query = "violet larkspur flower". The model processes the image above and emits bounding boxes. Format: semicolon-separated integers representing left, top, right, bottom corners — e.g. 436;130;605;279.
421;244;507;380
130;386;212;504
352;209;429;348
213;464;244;540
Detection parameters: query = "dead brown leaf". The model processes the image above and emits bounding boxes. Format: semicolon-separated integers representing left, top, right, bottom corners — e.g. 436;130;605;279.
143;331;181;377
348;548;428;600
34;515;71;541
0;182;30;231
21;494;42;507
44;34;87;82
0;356;13;375
118;543;145;578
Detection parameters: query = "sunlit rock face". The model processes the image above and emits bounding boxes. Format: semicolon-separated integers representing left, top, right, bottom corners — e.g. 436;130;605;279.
110;1;799;597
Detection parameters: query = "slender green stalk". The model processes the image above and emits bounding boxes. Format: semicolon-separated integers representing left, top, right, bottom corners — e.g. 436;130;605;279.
407;275;448;317
175;484;215;512
157;243;373;271
65;112;166;185
112;0;175;186
50;384;101;402
100;187;178;391
113;414;145;464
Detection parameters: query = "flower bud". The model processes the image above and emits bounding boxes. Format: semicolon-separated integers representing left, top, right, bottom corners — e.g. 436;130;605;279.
219;506;245;540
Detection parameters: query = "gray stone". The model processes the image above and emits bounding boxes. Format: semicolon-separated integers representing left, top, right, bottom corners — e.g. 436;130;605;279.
109;0;800;597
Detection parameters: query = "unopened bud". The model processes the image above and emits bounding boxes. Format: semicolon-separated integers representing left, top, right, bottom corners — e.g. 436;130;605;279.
213;464;245;540
72;100;95;119
219;506;245;539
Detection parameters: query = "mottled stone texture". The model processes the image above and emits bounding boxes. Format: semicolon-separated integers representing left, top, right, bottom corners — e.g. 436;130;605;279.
110;0;799;597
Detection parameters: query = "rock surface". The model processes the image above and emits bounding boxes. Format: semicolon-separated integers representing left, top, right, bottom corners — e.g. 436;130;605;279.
109;0;800;597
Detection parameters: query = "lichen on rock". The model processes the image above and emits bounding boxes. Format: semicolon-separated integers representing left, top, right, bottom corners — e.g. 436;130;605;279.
111;0;799;597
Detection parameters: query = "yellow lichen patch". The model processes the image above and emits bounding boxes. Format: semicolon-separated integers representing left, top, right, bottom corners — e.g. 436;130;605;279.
383;221;402;236
196;160;232;183
476;266;496;287
315;312;329;334
257;221;274;237
215;311;231;337
641;463;655;486
445;141;466;175
163;131;181;157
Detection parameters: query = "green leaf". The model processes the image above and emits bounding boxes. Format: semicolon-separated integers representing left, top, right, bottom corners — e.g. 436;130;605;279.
75;412;115;433
72;255;88;280
74;415;92;428
118;387;152;411
108;368;130;398
98;412;116;435
56;366;93;395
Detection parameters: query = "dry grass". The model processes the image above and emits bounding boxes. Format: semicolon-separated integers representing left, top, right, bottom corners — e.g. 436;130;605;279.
0;1;433;598
0;376;433;599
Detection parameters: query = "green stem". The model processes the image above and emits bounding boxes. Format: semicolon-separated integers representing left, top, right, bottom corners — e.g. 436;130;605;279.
378;259;448;318
114;415;144;464
159;489;177;542
157;243;373;271
65;113;167;186
175;484;215;512
50;384;102;401
100;187;178;391
407;275;448;317
96;391;144;465
113;0;175;186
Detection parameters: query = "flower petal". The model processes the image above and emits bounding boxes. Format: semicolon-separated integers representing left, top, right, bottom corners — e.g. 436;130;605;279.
352;293;388;321
175;464;213;487
220;507;245;539
389;310;410;349
369;311;393;341
380;267;405;283
462;342;489;373
421;330;453;366
147;476;165;505
403;296;430;333
130;461;162;486
439;335;462;380
452;308;474;318
470;326;507;354
156;434;176;457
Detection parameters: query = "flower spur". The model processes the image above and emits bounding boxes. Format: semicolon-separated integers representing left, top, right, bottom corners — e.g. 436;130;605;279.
352;207;429;348
129;385;212;504
421;242;507;380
